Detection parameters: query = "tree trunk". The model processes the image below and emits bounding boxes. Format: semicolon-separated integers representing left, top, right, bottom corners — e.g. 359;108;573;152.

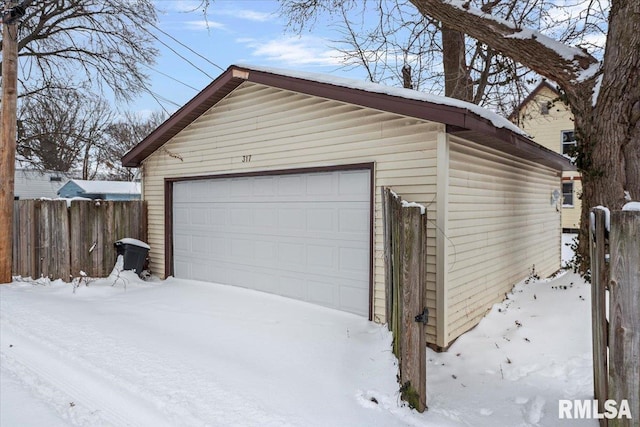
575;0;640;273
410;0;639;272
441;26;472;102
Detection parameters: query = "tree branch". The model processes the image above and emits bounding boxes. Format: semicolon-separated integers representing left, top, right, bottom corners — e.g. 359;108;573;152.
408;0;600;95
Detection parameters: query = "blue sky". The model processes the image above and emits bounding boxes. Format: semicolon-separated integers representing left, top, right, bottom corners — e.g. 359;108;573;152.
132;1;607;117
133;0;365;115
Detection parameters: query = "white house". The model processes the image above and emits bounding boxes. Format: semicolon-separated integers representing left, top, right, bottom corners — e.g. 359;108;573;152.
14;168;67;200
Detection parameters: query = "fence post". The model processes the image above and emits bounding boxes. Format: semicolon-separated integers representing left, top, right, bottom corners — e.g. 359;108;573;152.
398;205;427;412
590;208;609;427
391;191;403;358
382;187;393;331
382;187;427;412
608;211;639;427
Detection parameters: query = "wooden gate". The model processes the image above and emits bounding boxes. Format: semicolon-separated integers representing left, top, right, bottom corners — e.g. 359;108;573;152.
590;208;639;427
382;187;428;412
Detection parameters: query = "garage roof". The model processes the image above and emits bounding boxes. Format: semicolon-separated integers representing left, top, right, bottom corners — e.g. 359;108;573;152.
122;65;574;172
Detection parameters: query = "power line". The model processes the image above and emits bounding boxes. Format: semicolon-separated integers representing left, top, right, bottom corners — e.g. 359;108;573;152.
142;63;201;92
141;17;225;73
142;27;217;80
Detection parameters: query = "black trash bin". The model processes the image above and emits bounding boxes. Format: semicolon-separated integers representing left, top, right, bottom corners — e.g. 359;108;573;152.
114;238;150;276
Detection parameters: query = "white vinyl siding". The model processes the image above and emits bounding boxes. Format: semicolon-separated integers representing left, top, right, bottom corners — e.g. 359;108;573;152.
142;82;440;342
444;136;561;345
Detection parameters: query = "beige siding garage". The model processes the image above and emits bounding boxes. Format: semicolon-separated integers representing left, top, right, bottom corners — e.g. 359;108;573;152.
142;81;441;341
442;136;561;344
126;65;572;348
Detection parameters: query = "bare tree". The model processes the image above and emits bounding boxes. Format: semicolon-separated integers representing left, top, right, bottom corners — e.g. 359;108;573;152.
101;111;166;181
0;0;159;102
279;0;542;114
406;0;637;272
17;87;115;179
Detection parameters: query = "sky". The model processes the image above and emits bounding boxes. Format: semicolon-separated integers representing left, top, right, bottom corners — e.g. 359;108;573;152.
132;0;365;115
120;0;609;119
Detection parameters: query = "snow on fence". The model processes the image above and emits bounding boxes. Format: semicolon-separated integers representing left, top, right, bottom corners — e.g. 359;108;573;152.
382;187;428;412
589;208;639;427
12;200;147;281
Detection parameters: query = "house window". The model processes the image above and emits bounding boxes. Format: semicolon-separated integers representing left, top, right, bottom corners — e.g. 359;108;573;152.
563;182;574;206
562;130;576;156
50;176;62;182
540;102;549;115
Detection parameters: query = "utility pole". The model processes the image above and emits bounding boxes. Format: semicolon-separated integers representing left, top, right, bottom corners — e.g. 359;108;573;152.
1;1;20;283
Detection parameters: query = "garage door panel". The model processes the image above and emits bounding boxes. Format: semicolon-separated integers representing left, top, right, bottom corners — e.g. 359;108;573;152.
173;169;371;316
307;245;335;269
175;235;369;280
339;170;370;198
253;177;276;195
255;208;278;228
308;280;337;306
340;284;369;314
307;173;335;194
278;208;305;230
278;175;306;196
339;247;370;273
339;207;369;233
307;209;335;232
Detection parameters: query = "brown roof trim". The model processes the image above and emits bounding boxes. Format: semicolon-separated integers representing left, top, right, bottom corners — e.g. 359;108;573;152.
447;126;574;171
122;65;574;171
122;68;247;167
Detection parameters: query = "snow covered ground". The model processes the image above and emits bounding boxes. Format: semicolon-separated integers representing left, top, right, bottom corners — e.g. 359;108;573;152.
1;246;597;426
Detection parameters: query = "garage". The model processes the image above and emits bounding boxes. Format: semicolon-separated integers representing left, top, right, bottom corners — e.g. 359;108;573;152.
172;168;372;317
123;65;572;346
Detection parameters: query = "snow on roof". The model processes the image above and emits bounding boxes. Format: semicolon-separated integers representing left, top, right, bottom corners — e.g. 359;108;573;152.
444;0;590;62
237;64;527;136
442;1;601;86
70;180;140;195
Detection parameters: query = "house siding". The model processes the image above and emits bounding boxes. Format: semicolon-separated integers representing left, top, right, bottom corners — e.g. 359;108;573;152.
562;173;582;230
444;136;561;345
142;81;441;342
57;181;86;199
14;169;66;200
516;85;580;231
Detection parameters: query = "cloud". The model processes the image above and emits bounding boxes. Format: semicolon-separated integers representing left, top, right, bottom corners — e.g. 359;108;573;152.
215;9;275;22
159;1;204;13
239;36;346;67
182;20;226;31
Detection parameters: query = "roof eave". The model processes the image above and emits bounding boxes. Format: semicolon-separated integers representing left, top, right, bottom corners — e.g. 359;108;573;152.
121;67;249;167
447;125;576;172
122;65;573;172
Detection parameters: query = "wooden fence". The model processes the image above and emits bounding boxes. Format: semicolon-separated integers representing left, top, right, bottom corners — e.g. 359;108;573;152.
382;187;428;412
12;200;147;281
590;208;639;427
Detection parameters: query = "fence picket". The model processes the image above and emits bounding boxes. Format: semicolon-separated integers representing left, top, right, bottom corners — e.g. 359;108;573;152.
13;200;146;280
608;212;640;427
382;187;427;412
590;208;609;427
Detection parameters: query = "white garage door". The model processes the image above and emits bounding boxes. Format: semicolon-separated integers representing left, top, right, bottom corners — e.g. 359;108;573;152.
172;169;371;316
